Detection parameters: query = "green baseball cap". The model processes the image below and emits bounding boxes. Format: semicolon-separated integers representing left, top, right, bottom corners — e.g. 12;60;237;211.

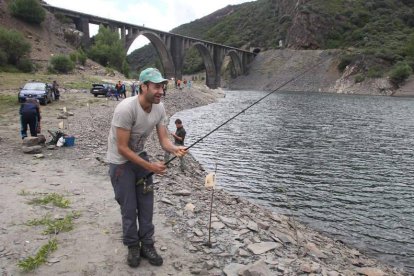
139;68;168;84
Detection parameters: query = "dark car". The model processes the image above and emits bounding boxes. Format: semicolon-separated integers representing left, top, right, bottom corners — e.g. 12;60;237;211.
18;82;54;105
90;83;116;97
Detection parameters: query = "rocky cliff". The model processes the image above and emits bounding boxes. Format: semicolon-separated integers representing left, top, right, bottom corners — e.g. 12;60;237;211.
229;49;411;96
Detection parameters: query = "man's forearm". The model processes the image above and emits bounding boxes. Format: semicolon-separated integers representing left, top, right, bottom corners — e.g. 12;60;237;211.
118;146;151;170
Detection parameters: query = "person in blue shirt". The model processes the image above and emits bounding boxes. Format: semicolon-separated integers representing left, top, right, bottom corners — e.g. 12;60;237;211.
20;98;41;139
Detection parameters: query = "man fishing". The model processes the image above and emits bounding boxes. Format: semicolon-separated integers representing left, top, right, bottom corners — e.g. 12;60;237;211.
106;68;187;268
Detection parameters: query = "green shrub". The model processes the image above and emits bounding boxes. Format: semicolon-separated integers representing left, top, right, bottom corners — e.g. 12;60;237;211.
0;27;31;65
50;55;74;73
17;59;34;72
77;49;87;66
405;35;414;58
367;66;383;78
389;62;412;85
69;52;77;63
355;74;365;83
8;0;46;24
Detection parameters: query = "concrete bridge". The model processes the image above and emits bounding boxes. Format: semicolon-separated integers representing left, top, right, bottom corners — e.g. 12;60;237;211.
42;4;256;88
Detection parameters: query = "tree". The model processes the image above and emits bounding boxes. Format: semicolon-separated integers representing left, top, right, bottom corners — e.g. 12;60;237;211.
389;62;413;86
88;26;127;73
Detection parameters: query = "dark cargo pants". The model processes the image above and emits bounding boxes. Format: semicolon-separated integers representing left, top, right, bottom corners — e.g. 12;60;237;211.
20;113;38;138
109;153;154;247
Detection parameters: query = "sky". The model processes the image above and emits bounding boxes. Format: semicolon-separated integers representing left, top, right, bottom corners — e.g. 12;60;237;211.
45;0;254;53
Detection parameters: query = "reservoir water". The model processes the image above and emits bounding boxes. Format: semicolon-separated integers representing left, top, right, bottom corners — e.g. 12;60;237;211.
168;90;414;273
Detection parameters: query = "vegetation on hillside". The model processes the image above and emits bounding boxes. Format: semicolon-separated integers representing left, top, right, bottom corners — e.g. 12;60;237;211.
172;1;280;49
8;0;45;24
306;0;414;85
0;26;33;72
129;0;414;85
88;26;129;77
49;55;75;73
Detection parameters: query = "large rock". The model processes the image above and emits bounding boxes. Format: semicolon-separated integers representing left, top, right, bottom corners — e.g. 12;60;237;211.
223;263;246;276
356;267;386;276
37;134;46;144
305;242;327;259
247;242;281;255
22;137;39;146
22;145;42;154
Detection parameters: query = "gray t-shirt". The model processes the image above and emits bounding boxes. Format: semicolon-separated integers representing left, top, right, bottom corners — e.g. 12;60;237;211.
106;96;167;164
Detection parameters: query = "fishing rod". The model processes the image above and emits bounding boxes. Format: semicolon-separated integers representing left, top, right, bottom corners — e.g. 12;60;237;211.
137;51;335;186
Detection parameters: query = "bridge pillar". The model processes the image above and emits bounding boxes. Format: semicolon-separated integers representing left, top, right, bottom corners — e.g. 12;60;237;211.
211;47;226;89
241;52;254;74
75;16;90;48
169;36;185;81
120;25;126;45
125;27;135;49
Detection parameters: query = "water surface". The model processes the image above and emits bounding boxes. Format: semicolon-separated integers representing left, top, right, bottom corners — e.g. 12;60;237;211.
168;90;414;273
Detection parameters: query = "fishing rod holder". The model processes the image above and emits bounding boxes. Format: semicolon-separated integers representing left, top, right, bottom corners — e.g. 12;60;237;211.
136;177;153;194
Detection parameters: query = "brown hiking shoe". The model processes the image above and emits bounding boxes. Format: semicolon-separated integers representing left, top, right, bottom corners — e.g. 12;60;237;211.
127;245;141;267
140;244;163;266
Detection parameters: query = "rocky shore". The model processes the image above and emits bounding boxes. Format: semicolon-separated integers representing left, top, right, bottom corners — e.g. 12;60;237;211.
0;84;406;275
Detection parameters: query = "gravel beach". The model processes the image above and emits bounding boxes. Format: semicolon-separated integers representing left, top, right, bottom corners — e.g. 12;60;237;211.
0;83;406;275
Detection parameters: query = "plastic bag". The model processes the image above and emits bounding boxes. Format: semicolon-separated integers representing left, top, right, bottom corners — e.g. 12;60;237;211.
56;137;65;147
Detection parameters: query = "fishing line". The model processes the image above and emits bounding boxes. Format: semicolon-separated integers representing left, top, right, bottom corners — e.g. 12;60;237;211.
137;50;336;185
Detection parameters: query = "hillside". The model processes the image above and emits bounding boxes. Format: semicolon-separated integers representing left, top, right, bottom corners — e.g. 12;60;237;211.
129;0;414;92
0;0;72;67
172;0;414;52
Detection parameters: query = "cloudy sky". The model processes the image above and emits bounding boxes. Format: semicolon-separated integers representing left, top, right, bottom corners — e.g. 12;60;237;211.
45;0;254;52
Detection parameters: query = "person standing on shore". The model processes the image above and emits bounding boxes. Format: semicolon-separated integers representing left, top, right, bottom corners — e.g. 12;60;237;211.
106;68;187;268
52;80;60;100
115;81;124;98
19;98;41;139
131;82;136;96
164;118;186;171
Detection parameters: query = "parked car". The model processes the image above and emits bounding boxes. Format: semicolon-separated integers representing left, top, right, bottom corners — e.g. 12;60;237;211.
18;82;54;105
90;83;116;97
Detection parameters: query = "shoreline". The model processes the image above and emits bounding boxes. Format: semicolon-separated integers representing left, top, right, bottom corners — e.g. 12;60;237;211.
0;84;406;275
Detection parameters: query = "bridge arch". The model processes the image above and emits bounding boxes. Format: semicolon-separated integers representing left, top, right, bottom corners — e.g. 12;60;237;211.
227;50;243;76
127;31;175;79
186;43;217;88
41;4;256;88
